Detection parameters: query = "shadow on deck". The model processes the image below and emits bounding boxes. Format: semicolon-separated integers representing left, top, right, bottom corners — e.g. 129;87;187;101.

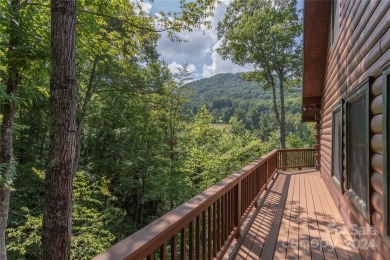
225;169;361;260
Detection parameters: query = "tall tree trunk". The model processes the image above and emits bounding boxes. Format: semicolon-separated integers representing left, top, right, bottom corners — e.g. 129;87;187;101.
268;70;286;149
270;83;280;126
267;71;285;149
74;58;98;174
42;0;76;259
0;1;21;258
278;74;286;149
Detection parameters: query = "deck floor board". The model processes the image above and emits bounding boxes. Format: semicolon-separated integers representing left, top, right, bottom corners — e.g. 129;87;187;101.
230;170;361;260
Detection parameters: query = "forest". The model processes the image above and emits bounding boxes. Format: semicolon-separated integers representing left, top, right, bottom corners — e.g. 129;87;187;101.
0;0;311;259
186;73;313;144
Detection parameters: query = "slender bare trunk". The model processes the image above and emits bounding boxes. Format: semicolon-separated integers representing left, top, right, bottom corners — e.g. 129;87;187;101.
278;74;286;149
270;83;280;125
0;1;21;258
267;70;286;149
74;58;98;174
42;0;76;259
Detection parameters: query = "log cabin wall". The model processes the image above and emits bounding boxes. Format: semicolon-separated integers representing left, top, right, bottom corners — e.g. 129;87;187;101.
318;0;390;259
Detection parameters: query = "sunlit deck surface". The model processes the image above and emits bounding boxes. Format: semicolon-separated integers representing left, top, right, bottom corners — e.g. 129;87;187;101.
225;170;361;260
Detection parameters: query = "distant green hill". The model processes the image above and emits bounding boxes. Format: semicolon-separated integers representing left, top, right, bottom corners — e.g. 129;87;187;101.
188;73;273;100
186;73;302;129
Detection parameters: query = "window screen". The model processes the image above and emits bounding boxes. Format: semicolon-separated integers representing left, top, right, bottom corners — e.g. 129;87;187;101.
347;95;367;204
332;108;342;183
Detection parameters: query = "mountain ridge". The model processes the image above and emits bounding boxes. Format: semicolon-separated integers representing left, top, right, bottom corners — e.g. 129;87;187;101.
186;73;302;127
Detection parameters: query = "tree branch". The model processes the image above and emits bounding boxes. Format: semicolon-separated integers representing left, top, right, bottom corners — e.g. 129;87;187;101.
27;3;185;33
79;9;184;33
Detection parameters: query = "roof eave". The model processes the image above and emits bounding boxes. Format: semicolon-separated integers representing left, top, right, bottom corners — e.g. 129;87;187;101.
302;0;331;122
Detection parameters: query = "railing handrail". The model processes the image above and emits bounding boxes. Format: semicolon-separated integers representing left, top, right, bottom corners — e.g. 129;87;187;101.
277;148;316;152
93;148;315;260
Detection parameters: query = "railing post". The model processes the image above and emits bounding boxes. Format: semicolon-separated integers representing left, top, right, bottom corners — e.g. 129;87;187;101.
236;181;241;238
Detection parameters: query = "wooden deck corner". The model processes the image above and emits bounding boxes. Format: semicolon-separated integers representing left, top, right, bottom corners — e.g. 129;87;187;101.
227;170;361;260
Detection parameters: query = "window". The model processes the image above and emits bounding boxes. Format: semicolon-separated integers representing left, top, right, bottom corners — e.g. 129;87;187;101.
384;66;390;240
332;103;343;190
331;0;340;45
345;82;370;220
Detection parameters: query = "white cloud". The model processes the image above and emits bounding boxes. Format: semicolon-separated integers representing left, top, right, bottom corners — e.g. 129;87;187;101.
156;0;248;79
140;2;152;13
157;30;215;62
168;61;196;74
202;1;249;78
202;46;249;78
130;0;152;14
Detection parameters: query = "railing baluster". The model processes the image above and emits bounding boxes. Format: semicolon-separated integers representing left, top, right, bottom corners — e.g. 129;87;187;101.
202;211;206;260
242;179;245;213
236;182;241;237
221;196;225;242
244;178;246;211
221;195;225;242
258;165;262;191
252;172;256;202
241;180;244;215
225;193;228;240
208;207;212;260
225;192;229;237
252;170;255;200
217;198;221;250
213;203;217;256
247;177;250;208
225;192;229;239
196;216;200;260
160;243;166;260
229;190;233;232
189;221;194;260
180;228;186;260
171;235;177;260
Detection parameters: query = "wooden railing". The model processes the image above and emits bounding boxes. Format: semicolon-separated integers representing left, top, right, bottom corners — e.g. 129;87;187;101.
277;149;316;169
93;148;316;260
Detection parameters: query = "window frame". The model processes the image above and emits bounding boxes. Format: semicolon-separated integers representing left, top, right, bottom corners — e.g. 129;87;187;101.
383;66;390;242
344;81;370;221
331;102;343;192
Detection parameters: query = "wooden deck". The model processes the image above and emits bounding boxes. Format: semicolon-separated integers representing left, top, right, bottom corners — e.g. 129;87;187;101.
226;170;361;260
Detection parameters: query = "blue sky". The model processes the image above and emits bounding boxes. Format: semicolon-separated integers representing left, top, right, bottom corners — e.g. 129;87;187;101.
142;0;304;79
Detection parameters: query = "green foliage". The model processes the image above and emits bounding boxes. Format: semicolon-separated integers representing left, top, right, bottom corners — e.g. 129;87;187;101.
217;0;302;75
186;73;301;126
217;0;303;148
0;162;16;186
179;106;265;195
72;172;122;259
7;169;121;259
7;208;41;258
186;73;315;147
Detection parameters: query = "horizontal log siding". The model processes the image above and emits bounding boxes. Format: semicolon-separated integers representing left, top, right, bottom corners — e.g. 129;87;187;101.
319;1;390;258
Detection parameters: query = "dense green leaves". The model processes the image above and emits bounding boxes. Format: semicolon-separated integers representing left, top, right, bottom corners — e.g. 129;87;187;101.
186;73;314;147
217;0;303;148
7;169;121;259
